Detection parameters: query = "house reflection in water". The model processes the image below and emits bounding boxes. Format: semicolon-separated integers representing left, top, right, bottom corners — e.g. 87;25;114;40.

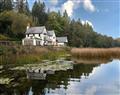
0;63;99;95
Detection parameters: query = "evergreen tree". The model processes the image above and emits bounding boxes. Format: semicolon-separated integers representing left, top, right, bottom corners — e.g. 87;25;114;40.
45;12;63;36
32;1;39;25
47;8;50;14
0;0;4;12
0;0;13;12
24;0;30;15
16;0;24;13
0;0;119;47
4;0;13;11
14;0;30;14
62;10;70;36
58;10;61;17
32;1;47;25
63;10;68;18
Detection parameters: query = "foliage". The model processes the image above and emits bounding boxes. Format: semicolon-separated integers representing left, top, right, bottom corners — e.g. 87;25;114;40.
0;34;11;40
0;11;33;40
0;0;119;47
0;0;13;12
32;1;47;25
14;0;30;15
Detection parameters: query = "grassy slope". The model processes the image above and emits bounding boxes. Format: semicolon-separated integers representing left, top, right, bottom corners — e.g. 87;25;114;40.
0;46;70;64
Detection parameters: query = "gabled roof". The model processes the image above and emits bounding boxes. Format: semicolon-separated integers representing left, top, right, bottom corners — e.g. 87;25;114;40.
47;30;55;36
56;37;68;43
26;26;46;34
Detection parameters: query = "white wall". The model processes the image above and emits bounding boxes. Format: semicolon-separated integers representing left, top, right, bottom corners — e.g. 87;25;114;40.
57;43;65;46
24;28;58;46
33;39;36;46
48;33;56;45
22;39;25;45
25;33;46;46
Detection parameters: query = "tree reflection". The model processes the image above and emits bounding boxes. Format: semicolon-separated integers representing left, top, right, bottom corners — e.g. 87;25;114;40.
0;63;99;95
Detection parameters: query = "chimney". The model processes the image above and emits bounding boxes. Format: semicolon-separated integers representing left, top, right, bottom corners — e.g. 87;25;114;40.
26;23;30;30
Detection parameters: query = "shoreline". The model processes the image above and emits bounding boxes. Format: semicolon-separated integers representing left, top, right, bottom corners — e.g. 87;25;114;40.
0;45;120;65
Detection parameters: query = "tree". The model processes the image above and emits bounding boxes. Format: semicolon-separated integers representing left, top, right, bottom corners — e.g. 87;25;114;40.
32;1;39;25
4;0;13;11
63;10;68;18
0;0;119;47
62;10;70;36
0;0;13;12
14;0;30;14
14;0;23;13
45;12;63;36
0;11;33;40
0;0;4;12
23;0;30;15
32;1;47;25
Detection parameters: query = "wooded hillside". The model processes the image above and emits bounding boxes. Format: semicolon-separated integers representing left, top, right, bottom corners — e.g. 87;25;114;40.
0;0;120;47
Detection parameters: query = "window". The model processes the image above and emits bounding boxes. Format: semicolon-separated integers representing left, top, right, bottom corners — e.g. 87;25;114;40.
39;34;40;36
44;33;46;35
27;34;29;37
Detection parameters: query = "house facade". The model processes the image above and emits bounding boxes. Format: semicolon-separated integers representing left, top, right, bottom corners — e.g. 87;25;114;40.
22;26;67;46
22;26;48;46
47;30;57;45
56;37;68;46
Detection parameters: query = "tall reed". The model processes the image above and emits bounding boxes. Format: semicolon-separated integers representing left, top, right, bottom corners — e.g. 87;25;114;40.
71;48;120;59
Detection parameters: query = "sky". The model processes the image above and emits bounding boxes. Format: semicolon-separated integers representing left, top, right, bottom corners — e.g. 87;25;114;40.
28;0;120;38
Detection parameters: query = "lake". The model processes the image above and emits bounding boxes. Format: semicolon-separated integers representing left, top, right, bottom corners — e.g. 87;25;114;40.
0;59;120;95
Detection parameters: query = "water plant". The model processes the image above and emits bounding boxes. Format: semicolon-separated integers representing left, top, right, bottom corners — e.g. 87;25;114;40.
71;48;120;60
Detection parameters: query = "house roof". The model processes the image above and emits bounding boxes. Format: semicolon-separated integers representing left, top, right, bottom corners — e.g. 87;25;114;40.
56;37;68;43
26;26;45;34
47;30;55;36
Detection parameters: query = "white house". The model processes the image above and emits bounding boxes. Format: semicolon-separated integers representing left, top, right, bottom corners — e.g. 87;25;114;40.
22;25;68;46
47;30;57;45
56;37;68;46
22;26;48;46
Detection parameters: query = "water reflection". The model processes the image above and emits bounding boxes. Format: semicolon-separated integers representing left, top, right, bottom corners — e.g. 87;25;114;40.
0;59;120;95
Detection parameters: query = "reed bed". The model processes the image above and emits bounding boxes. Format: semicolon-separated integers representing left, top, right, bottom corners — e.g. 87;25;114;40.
71;48;120;59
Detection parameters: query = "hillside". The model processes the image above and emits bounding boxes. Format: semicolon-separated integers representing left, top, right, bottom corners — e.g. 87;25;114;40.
0;0;120;47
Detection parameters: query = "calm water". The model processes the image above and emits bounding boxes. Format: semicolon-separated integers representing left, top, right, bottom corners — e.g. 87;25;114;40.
0;59;120;95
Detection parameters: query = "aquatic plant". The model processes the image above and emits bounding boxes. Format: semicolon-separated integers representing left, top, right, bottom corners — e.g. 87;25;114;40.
71;48;120;59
